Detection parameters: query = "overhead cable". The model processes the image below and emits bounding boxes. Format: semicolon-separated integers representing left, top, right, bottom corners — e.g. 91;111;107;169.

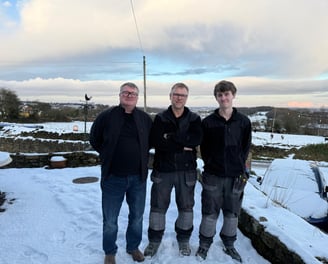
130;0;144;55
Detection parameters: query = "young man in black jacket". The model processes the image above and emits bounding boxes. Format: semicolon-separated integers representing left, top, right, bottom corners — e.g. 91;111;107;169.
144;83;202;258
196;80;252;263
89;82;152;264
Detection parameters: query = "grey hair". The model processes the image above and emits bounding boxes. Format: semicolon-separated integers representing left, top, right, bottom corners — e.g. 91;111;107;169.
120;82;139;93
170;82;189;94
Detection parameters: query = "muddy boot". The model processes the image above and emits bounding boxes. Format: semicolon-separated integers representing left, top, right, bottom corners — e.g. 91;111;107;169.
223;247;242;262
144;242;161;258
178;241;191;256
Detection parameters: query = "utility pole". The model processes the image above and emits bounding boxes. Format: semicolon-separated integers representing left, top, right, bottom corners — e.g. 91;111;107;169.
143;55;147;112
271;108;276;133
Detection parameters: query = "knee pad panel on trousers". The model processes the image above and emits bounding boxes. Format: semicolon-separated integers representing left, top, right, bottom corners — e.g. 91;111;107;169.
176;211;193;230
221;215;238;237
199;214;218;238
149;211;165;231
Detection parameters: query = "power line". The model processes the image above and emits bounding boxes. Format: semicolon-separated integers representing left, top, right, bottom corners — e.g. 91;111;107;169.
129;0;147;112
129;0;144;55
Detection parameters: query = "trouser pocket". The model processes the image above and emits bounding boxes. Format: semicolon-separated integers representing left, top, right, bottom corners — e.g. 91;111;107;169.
232;174;248;194
185;170;197;187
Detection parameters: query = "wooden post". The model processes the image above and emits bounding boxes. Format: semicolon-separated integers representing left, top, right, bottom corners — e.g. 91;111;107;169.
143;55;147;112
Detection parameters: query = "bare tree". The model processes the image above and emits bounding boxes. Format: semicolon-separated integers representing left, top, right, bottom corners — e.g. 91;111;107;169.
0;88;21;121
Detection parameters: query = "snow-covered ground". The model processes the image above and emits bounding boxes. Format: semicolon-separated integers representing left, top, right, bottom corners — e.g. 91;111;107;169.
252;131;326;149
1;163;328;264
0;166;269;264
1;121;328;263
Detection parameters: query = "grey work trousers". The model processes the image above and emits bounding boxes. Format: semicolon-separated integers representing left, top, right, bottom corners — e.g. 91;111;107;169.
147;169;197;243
199;173;245;249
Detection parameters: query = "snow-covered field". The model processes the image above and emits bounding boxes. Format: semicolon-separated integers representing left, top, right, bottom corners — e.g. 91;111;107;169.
1;121;326;150
1;121;328;264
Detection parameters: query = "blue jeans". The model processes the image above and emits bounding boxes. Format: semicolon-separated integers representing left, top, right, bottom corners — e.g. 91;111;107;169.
101;174;146;255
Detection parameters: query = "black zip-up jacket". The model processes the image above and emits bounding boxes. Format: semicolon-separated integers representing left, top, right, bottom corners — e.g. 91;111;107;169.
150;106;202;172
201;107;252;178
89;105;152;181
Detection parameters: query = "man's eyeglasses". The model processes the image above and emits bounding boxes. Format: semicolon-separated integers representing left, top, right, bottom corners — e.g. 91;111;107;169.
120;91;138;98
172;93;188;98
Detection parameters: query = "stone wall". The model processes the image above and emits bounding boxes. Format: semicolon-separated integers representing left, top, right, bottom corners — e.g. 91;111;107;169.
0;137;90;153
19;131;89;141
1;151;99;169
239;209;307;264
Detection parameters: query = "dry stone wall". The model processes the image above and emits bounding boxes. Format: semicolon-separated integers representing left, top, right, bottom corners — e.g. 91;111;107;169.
239;209;307;264
1;151;99;168
0;131;90;153
0;137;90;153
0;131;96;168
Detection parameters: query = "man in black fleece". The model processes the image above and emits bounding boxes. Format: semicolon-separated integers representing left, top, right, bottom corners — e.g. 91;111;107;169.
144;83;202;258
196;80;252;263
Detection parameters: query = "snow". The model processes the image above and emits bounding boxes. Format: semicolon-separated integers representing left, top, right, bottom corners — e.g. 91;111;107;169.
0;166;269;264
258;159;328;221
243;181;328;264
248;111;268;131
320;166;328;185
1;122;328;263
1;121;326;150
1;164;328;263
252;131;326;149
50;156;67;162
0;122;92;136
0;151;12;167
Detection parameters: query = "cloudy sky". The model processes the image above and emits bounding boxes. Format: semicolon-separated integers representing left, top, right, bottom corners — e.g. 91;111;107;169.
1;0;328;108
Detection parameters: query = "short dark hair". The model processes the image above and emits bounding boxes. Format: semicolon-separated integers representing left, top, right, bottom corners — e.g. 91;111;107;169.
213;80;237;97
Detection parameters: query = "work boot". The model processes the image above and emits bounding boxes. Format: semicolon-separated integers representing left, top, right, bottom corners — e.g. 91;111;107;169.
195;247;208;261
223;247;242;262
104;254;116;264
144;242;161;257
178;241;191;256
127;249;145;262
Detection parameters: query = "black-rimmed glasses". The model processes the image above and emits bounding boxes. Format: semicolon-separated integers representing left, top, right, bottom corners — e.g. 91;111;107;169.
120;91;139;98
172;93;188;98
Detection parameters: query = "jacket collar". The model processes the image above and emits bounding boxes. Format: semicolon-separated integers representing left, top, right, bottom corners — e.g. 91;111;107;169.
214;107;238;121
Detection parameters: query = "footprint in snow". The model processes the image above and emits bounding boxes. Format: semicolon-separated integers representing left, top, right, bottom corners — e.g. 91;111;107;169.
23;246;48;263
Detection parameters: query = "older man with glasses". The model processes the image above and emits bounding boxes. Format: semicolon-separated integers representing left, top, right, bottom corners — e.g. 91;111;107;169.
90;82;152;264
144;82;202;258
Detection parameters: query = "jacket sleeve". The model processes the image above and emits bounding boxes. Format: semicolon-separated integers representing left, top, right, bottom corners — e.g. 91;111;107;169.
150;115;181;151
89;113;105;153
242;118;252;164
177;115;202;148
200;119;211;163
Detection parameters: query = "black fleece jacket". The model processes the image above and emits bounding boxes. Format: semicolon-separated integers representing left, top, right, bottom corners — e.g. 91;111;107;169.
89;105;152;181
201;107;252;178
150;106;202;172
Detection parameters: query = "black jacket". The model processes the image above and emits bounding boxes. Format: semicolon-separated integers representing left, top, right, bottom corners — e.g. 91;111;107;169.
89;105;152;181
150;106;202;172
201;107;252;178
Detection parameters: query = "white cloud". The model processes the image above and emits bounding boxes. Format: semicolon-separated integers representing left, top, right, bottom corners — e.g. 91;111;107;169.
1;77;328;108
2;1;12;8
0;0;328;107
0;0;326;75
